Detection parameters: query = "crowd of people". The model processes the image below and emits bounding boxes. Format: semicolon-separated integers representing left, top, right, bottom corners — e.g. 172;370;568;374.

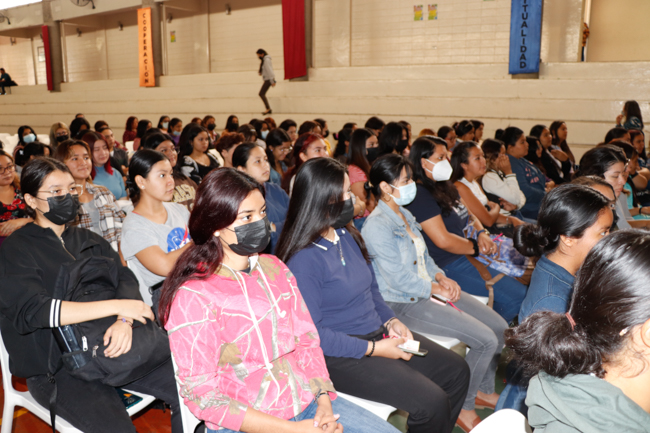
0;100;649;433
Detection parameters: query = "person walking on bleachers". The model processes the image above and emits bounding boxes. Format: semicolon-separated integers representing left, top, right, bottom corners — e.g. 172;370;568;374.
256;49;276;115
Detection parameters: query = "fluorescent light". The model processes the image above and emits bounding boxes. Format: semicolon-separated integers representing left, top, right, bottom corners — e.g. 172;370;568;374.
2;0;42;9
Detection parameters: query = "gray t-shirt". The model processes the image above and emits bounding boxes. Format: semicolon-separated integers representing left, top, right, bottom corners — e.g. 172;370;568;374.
81;200;102;236
121;202;191;288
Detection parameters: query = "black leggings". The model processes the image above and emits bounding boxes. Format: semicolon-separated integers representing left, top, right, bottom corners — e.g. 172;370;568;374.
259;80;272;110
325;330;470;433
27;358;182;433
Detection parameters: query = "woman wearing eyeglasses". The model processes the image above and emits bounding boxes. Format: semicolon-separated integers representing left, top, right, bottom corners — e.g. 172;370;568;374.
0;150;32;244
265;128;292;185
0;157;182;433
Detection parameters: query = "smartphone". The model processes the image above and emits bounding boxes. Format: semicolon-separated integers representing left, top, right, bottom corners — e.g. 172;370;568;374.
431;293;450;303
401;347;428;356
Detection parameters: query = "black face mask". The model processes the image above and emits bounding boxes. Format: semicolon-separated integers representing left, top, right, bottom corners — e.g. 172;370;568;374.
232;123;239;130
56;135;69;143
225;216;271;255
367;147;380;163
332;199;355;229
396;139;409;154
207;124;216;131
37;194;80;225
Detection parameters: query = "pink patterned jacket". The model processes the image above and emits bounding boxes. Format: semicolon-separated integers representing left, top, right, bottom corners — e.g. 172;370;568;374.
165;254;336;431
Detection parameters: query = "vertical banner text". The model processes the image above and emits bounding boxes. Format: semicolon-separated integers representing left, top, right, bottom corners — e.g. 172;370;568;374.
138;7;155;87
509;0;542;75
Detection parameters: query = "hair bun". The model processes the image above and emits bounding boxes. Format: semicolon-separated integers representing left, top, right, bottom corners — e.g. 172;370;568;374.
514;224;548;257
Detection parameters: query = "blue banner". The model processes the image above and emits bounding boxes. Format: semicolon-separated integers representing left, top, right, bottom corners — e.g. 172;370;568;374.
509;0;542;75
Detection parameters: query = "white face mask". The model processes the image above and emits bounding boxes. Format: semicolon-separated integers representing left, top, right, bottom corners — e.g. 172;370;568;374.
424;158;453;182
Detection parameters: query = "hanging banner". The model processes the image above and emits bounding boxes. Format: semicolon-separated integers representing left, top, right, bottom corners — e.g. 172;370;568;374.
42;25;53;91
138;7;155;87
508;0;542;75
281;0;306;80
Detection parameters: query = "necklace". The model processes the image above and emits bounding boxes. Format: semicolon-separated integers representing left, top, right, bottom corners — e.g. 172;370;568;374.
323;232;346;267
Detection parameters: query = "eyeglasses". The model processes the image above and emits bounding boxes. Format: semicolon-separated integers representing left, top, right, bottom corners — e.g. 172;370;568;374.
279;146;293;154
38;185;83;197
0;164;15;174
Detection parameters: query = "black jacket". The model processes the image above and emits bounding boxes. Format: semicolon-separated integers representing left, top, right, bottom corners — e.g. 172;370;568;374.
0;223;140;378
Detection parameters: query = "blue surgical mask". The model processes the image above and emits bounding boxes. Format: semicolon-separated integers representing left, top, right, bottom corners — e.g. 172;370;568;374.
389;181;417;206
23;133;36;144
172;130;181;137
162;122;169;129
261;130;269;140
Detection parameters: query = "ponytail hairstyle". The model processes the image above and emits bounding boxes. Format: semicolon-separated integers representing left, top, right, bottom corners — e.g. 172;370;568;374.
409;136;460;216
500;127;524;150
506;229;650;379
366;154;413;200
450;141;478;183
333;128;353;162
159;168;265;325
454;120;474;140
127;149;169;205
276;157;370;264
513;184;611;257
481;139;505;170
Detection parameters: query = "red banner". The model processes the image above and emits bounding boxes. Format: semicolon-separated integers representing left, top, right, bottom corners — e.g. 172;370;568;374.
281;0;306;80
42;25;53;91
138;7;155;87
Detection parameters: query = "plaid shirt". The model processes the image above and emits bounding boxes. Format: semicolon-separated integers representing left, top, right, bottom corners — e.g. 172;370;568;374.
69;182;126;251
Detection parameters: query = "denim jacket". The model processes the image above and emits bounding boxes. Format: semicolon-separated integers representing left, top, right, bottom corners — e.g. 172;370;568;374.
518;255;574;321
361;200;444;303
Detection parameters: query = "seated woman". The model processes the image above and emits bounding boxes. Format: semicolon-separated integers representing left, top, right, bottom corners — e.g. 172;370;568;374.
12;125;36;160
177;124;220;183
49;122;70;149
281;133;329;195
530;125;571;184
480;139;528;221
14;142;45;175
158;168;399;433
454;120;475;142
451;141;524;232
233;142;289;253
0;157;181;433
121;150;193;309
265;128;291;184
140;132;198;211
502;127;549;219
497;183;613;415
216;132;245;169
549;120;576;165
132;119;151;151
98;126;129;177
53;140;126;251
576;145;650;229
348;128;375;229
157;115;170;133
505;229;650;432
608;141;650;221
615;99;644;131
277;157;470;433
362;154;507;432
82;131;126;200
406;136;527;322
0;150;31;245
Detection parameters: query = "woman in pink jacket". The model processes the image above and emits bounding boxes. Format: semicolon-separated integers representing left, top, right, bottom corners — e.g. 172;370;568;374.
159;168;398;433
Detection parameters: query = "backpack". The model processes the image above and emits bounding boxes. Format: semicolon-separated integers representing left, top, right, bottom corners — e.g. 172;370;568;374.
49;255;171;387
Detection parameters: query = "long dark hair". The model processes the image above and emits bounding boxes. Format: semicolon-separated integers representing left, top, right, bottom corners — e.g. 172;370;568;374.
276;158;370;264
177;124;209;164
481;139;505;169
501;127;524;150
125;116;138;132
506;230;650;379
140;132;188;181
265;128;291;170
575;146;627;179
127;149;169;205
514;184;611;257
232;142;263;169
257;48;268;74
225;115;239;133
348;128;372;176
450;141;478;183
549;120;571;155
378;122;404;156
409;136;459;216
623;100;644;127
529;124;547;139
159;168;265;325
156;115;169;130
82;131;114;177
604;127;629;144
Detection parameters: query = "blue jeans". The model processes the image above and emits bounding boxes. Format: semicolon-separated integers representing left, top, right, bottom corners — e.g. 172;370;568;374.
443;255;527;323
208;397;400;433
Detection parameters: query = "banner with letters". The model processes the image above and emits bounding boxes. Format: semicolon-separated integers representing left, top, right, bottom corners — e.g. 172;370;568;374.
138;7;155;87
509;0;542;75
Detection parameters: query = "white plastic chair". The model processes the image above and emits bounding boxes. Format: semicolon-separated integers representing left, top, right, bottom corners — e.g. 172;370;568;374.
170;353;204;433
0;332;156;433
337;392;397;420
471;408;532;433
